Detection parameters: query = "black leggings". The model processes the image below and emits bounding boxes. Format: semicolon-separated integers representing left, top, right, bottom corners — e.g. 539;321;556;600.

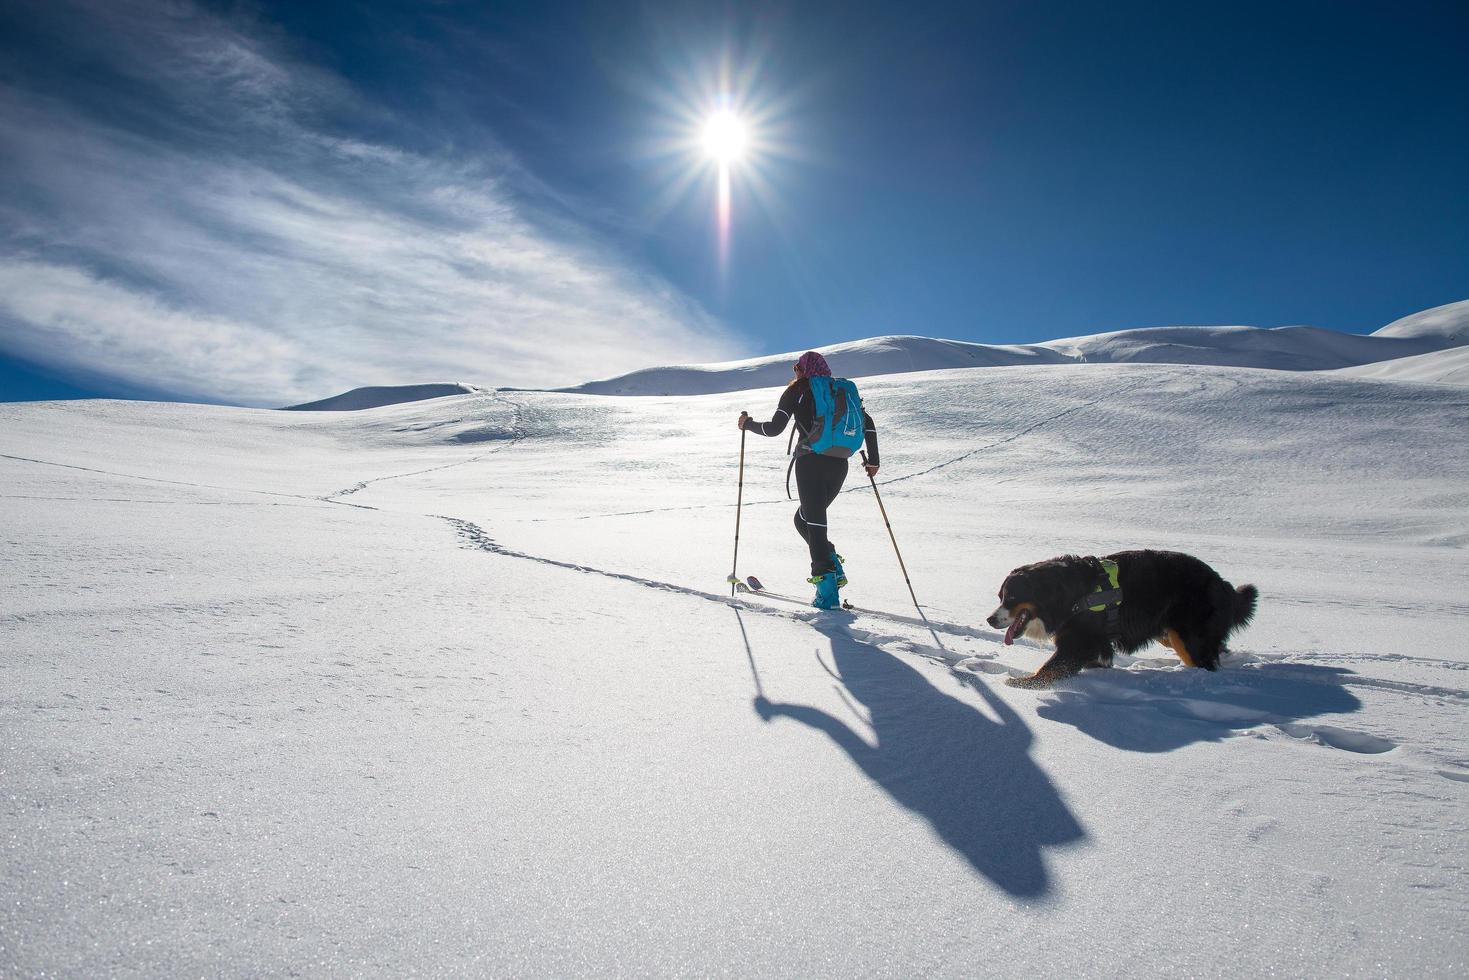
793;453;848;576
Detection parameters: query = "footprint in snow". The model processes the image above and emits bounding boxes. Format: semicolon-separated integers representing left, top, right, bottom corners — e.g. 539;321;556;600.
1275;723;1397;754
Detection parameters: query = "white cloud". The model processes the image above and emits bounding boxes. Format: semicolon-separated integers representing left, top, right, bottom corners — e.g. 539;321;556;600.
0;260;307;402
0;0;743;405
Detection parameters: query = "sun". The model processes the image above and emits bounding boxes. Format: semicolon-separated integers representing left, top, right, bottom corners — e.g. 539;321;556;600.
701;110;748;164
638;59;796;279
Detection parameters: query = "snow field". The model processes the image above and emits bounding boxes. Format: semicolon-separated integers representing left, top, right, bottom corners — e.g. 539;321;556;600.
3;361;1467;977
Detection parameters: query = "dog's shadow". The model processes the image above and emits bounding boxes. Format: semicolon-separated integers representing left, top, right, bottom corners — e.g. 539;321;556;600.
755;616;1086;899
1031;659;1365;753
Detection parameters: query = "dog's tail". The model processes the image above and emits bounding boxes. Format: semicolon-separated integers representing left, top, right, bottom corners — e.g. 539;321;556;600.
1232;584;1259;629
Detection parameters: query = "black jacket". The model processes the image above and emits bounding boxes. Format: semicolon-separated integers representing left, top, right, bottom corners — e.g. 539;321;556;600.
747;377;880;465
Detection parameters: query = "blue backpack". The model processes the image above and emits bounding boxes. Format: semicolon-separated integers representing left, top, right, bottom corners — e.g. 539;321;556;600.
806;376;866;457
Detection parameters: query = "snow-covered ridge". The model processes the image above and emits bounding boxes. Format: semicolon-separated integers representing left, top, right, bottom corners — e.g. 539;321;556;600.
1332;345;1469;386
557;300;1468;396
285;383;481;411
1041;323;1443;371
557;335;1064;396
1370;298;1469;342
283;300;1469;406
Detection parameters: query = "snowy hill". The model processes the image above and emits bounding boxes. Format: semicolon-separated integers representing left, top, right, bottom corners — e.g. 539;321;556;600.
1039;322;1445;370
1370;298;1469;342
558;301;1466;396
285;382;480;411
560;335;1064;395
1332;345;1469;386
4;362;1468;976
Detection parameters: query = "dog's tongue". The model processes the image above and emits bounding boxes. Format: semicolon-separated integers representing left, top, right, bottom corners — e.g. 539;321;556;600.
1003;610;1029;646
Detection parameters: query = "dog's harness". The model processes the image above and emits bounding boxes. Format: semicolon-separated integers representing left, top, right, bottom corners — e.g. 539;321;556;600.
1067;557;1123;638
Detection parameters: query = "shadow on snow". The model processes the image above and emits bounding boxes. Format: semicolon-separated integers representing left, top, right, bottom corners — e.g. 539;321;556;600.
1030;661;1364;753
747;612;1086;900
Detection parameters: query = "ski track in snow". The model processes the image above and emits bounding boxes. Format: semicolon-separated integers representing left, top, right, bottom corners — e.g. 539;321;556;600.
11;383;1460;777
0;452;335;507
0;493;323;507
292;382;1468;784
7;357;1469;976
877;376;1155;488
438;515;992;647
531;378;1153;524
439;515;1469;779
324;392;528;504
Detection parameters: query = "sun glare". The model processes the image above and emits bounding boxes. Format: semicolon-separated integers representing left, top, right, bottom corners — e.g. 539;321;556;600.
641;59;795;283
702;110;747;164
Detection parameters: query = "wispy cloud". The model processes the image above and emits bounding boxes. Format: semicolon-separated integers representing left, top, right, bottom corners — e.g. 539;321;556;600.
0;0;742;405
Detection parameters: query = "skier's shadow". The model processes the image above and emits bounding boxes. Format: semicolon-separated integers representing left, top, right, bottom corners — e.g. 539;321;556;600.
755;616;1086;899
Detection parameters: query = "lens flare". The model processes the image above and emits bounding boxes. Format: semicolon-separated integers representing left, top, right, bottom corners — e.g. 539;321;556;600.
637;51;799;289
716;160;732;267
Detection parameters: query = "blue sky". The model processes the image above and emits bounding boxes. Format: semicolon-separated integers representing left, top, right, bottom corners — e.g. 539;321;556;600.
1;0;1466;405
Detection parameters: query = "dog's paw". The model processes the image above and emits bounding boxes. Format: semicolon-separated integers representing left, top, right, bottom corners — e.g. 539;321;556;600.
1005;672;1054;690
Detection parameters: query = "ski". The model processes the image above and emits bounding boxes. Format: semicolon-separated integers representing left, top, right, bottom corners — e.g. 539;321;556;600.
735;575;854;611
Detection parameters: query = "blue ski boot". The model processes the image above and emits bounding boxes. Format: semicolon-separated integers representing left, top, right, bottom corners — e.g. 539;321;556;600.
808;571;842;610
829;550;847;588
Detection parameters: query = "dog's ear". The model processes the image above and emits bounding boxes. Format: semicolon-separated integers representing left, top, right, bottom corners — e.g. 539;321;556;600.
999;569;1027;603
1002;569;1035;604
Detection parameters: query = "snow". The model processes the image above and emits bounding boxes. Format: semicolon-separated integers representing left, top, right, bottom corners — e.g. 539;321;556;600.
1370;298;1469;342
559;302;1467;396
284;382;481;411
561;335;1063;395
1332;345;1469;387
1039;322;1445;370
4;357;1469;976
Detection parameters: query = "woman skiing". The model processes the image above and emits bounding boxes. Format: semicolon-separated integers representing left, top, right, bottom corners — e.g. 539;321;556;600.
738;351;879;609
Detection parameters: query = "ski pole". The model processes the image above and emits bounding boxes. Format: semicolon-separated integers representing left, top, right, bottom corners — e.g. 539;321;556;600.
861;450;924;617
730;425;747;596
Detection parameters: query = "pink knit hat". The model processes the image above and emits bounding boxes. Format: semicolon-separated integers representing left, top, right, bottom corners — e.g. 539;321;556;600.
795;351;832;378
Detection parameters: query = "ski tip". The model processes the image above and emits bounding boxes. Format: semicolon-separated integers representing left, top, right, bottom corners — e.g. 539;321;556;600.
746;575;765;591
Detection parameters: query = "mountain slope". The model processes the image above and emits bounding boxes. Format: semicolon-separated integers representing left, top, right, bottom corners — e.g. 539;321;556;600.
1370;298;1469;342
1039;323;1445;370
1332;344;1469;386
553;300;1467;396
559;335;1064;395
4;362;1467;976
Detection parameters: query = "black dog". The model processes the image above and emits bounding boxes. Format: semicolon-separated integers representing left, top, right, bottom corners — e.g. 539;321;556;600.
986;550;1258;688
